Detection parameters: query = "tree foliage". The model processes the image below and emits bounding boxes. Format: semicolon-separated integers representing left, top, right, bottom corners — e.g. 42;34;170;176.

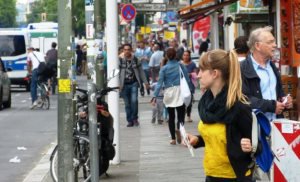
0;0;17;27
26;0;106;37
26;0;57;23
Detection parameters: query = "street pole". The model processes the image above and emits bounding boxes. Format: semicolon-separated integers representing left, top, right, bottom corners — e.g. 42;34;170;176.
57;0;74;181
85;2;99;182
106;0;120;164
94;0;105;90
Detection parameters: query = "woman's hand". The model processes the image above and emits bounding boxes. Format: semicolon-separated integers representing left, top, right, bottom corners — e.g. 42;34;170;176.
184;133;199;147
240;138;252;152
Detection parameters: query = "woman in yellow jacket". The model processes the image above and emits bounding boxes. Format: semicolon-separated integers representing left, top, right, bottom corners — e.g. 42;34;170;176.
187;49;254;182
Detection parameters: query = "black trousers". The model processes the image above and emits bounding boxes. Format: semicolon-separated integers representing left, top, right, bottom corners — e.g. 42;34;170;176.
167;105;185;140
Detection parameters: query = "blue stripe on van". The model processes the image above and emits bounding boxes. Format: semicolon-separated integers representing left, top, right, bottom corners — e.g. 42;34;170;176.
2;56;27;71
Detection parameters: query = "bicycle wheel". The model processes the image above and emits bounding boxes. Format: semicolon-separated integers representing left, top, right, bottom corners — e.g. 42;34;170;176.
50;135;91;182
41;95;50;109
50;145;58;182
73;135;91;182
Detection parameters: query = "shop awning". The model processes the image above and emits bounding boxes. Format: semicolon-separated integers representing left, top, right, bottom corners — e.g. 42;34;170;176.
178;0;238;23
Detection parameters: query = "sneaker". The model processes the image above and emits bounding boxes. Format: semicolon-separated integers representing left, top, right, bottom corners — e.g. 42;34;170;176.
175;130;182;144
140;91;145;97
30;101;38;109
133;120;139;126
127;122;134;127
158;120;163;125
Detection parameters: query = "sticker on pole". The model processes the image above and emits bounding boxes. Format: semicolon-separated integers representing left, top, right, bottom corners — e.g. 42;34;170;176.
121;4;136;22
58;79;71;93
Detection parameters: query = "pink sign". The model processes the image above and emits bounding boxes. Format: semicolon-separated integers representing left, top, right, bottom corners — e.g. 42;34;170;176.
192;17;211;54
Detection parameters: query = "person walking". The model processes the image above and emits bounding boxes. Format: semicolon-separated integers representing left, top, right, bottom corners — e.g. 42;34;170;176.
186;49;253;181
135;41;152;96
119;43;149;127
46;42;58;94
149;42;164;82
27;47;46;109
181;50;197;122
154;47;192;145
240;26;293;121
234;36;249;61
75;44;83;75
150;78;164;125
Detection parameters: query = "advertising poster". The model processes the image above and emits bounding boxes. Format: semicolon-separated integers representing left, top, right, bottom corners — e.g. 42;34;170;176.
192;17;210;54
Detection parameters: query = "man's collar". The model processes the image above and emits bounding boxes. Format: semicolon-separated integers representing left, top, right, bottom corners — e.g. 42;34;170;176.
250;54;271;69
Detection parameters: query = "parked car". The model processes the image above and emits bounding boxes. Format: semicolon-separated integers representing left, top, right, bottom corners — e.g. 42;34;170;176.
0;57;11;109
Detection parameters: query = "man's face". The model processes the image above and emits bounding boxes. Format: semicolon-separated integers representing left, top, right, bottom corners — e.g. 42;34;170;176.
123;45;132;58
139;42;145;49
255;32;277;59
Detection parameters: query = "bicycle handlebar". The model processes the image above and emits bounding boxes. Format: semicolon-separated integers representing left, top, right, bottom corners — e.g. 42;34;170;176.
76;86;119;101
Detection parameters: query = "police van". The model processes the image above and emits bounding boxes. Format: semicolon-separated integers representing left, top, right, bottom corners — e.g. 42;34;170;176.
0;22;58;90
0;29;29;90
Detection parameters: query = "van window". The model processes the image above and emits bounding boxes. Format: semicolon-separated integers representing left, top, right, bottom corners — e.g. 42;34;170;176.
0;35;26;56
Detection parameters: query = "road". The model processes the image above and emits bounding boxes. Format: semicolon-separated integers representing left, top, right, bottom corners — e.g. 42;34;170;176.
0;89;57;182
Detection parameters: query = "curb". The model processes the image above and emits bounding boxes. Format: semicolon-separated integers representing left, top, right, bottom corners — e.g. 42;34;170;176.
23;143;56;182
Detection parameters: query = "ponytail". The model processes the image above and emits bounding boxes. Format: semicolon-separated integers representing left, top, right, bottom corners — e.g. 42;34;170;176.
226;50;248;108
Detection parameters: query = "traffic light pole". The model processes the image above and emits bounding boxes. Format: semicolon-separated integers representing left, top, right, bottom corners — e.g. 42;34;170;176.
85;2;100;182
57;0;74;181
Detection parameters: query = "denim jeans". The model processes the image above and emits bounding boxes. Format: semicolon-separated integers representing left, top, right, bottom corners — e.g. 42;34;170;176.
121;82;139;123
140;69;150;94
30;69;38;103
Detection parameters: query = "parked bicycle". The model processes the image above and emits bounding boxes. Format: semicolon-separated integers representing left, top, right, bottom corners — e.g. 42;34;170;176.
50;69;119;181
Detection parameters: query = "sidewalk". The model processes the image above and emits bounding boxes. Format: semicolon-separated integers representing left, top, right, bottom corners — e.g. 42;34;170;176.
24;85;269;182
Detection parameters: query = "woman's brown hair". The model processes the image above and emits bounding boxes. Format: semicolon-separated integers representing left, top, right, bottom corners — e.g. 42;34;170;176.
199;49;248;109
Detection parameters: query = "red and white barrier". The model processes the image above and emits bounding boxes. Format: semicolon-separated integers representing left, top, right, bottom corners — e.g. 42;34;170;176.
271;119;300;182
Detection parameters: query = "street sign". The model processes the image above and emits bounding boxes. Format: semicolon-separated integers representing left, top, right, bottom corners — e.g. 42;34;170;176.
134;3;167;12
131;0;149;3
121;4;136;22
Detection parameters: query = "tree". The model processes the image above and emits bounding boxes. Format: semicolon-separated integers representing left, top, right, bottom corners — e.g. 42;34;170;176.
26;0;106;37
72;0;106;37
0;0;17;27
27;0;57;23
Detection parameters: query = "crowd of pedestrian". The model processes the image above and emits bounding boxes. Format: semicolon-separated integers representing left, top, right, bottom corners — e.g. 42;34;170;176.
117;25;294;181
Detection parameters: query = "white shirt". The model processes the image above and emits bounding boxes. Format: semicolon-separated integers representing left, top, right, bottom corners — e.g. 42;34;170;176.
27;51;45;70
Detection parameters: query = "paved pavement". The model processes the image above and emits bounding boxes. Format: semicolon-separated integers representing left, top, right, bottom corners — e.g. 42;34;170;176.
23;89;270;182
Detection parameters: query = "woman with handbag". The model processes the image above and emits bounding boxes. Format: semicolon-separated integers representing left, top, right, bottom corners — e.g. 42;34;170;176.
186;49;254;181
153;48;192;145
181;50;198;122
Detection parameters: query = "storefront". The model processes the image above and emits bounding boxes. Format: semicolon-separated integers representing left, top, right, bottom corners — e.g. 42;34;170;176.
179;0;300;121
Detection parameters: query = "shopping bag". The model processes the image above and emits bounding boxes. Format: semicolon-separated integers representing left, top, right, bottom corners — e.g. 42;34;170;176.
179;65;191;106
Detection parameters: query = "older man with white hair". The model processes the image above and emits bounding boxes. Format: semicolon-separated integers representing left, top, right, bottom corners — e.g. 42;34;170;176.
240;26;293;121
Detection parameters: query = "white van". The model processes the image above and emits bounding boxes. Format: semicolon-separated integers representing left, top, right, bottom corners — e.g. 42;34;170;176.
27;22;58;55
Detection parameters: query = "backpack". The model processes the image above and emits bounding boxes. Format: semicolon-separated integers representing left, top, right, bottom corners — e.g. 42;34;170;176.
250;109;274;180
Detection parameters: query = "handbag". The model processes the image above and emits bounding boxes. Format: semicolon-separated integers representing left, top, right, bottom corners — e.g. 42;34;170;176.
163;86;183;107
32;52;47;75
179;65;191;106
